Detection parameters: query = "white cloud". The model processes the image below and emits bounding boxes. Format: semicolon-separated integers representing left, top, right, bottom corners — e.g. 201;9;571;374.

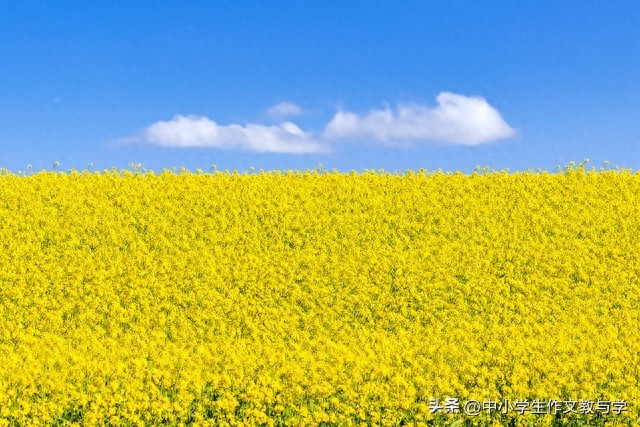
123;93;515;153
267;102;303;119
133;115;326;154
323;92;515;146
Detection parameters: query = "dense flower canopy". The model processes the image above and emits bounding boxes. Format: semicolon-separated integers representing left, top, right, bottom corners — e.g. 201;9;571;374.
0;164;638;426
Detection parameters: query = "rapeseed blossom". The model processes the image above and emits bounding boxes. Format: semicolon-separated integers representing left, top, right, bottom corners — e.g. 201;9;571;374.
0;164;638;426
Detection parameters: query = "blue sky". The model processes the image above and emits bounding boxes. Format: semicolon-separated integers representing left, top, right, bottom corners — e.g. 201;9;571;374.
1;0;638;173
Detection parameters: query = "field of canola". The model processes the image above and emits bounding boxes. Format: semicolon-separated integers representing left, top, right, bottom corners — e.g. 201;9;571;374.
0;164;639;426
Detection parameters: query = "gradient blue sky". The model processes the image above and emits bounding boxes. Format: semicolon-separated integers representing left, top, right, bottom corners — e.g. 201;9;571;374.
1;0;638;173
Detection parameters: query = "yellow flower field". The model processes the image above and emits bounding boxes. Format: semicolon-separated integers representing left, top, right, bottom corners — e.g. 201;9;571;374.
0;164;638;426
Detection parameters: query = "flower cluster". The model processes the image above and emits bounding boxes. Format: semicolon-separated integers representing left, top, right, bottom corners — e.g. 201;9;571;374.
0;164;638;426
